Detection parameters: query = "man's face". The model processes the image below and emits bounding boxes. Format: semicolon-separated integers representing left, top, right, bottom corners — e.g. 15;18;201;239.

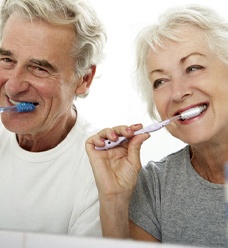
0;12;83;136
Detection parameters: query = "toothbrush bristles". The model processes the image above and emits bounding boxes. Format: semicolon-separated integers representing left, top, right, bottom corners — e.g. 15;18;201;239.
180;105;206;120
16;102;35;112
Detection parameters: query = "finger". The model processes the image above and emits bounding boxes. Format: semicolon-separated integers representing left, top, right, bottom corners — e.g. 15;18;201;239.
97;125;135;139
86;124;145;151
94;127;124;144
129;123;143;131
85;134;105;153
127;133;150;173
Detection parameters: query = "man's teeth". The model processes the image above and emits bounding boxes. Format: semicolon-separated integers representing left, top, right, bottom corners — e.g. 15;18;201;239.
9;99;21;105
9;99;37;106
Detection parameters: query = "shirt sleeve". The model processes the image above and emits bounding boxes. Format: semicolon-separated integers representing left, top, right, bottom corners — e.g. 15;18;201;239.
129;162;162;240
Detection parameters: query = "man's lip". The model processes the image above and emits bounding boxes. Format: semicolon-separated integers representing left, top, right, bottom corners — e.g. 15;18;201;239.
9;99;22;105
9;98;38;106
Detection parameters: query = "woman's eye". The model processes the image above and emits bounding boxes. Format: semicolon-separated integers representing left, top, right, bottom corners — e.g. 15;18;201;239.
153;78;167;89
186;65;204;73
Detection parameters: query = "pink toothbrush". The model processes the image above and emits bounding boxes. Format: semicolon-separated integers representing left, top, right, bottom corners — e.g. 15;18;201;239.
95;105;206;150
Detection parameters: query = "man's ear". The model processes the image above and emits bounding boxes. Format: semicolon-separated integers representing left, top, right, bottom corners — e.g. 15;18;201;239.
75;65;96;95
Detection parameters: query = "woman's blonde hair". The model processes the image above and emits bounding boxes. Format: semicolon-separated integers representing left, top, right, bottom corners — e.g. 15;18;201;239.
134;4;228;119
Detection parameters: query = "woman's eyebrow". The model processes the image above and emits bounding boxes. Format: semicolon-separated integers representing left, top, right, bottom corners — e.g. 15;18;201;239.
180;52;206;63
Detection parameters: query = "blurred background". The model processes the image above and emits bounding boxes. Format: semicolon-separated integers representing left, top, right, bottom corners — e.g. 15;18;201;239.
77;0;227;165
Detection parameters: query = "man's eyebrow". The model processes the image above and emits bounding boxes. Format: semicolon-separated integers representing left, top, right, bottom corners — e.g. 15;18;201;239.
0;48;13;56
30;59;58;72
0;48;58;72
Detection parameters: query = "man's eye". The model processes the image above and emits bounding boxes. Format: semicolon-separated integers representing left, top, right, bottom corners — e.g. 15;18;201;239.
1;58;12;62
34;67;46;72
0;57;14;68
28;66;50;77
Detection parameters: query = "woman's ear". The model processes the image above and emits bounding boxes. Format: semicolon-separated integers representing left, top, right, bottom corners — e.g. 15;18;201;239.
75;65;96;95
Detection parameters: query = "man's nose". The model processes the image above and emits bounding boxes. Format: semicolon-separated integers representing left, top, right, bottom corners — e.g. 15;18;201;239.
4;66;30;96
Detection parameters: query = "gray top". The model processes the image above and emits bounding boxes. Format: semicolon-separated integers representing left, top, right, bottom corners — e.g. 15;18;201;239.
129;145;227;247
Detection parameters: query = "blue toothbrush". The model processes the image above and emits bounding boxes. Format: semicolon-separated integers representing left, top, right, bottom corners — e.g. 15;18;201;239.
0;102;35;113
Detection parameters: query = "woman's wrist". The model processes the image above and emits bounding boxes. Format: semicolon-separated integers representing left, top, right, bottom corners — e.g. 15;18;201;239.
99;194;130;238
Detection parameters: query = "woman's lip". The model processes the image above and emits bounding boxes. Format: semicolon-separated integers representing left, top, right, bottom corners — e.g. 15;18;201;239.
176;105;208;124
174;103;208;116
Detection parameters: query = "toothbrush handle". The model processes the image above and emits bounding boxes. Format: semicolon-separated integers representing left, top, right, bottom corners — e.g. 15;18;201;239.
95;136;128;150
95;120;171;150
0;106;17;113
134;120;170;135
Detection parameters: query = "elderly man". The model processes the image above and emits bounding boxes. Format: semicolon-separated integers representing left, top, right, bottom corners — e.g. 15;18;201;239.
0;0;106;236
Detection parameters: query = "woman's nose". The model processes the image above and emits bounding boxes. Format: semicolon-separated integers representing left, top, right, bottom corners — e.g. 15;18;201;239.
4;66;30;96
171;77;193;102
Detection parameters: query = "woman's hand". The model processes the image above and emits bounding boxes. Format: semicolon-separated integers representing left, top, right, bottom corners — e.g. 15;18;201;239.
85;124;150;238
85;123;150;201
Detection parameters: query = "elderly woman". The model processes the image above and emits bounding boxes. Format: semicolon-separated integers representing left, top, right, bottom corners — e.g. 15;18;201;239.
86;4;228;247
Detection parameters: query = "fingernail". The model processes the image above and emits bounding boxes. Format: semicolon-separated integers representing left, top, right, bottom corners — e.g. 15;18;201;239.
111;132;117;138
126;128;133;133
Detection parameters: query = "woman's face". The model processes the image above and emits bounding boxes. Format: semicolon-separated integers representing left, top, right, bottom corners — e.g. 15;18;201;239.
147;25;228;145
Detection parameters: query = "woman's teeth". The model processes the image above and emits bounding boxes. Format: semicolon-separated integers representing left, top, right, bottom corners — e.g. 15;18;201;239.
180;104;207;120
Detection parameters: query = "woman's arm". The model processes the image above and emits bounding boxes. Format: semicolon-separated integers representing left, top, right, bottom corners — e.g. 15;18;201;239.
85;124;150;238
129;220;160;242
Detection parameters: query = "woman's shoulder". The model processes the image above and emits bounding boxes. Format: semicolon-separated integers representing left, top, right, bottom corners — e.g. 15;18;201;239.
143;145;190;172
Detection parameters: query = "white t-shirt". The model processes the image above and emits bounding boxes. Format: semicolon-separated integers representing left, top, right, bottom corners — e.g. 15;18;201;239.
0;111;101;237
